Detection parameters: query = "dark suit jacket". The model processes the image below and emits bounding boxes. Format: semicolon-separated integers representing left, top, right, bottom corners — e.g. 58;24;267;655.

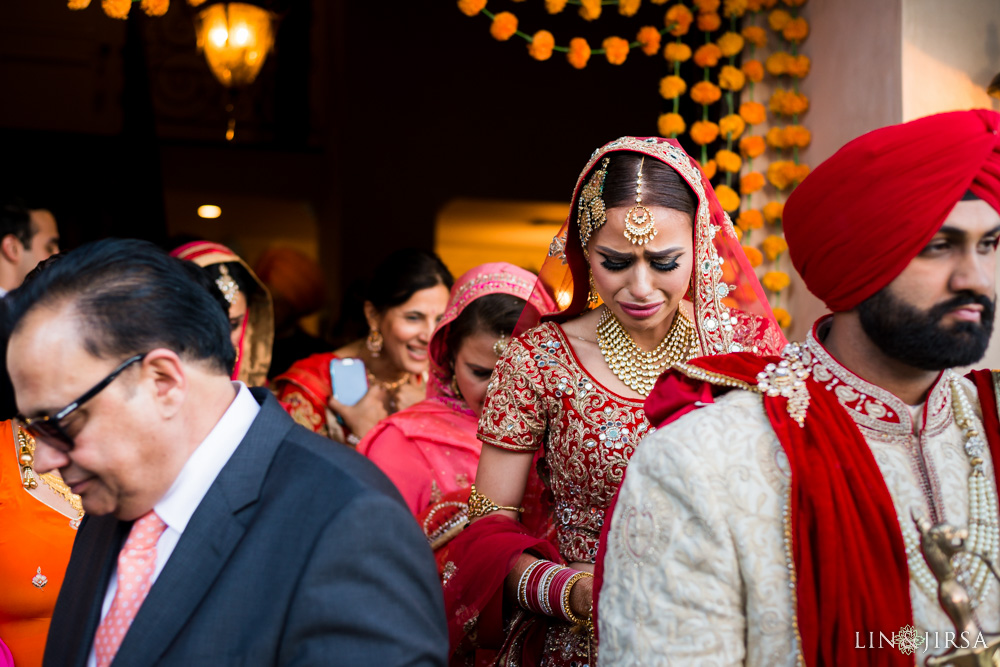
43;389;448;666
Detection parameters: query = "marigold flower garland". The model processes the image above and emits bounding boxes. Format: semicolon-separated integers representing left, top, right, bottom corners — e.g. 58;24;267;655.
458;0;685;69
68;0;208;18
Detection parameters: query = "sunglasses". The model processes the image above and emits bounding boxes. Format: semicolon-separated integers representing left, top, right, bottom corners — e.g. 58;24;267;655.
15;353;147;452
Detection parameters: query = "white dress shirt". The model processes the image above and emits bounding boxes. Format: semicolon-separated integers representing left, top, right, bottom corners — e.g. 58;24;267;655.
87;382;260;667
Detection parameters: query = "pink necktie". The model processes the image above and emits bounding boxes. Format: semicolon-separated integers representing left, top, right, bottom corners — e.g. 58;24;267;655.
93;511;168;667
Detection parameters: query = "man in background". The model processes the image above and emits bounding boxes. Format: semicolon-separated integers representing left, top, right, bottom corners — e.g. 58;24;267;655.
0;198;59;295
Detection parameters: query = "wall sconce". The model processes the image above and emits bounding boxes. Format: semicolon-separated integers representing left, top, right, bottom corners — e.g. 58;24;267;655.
193;3;276;89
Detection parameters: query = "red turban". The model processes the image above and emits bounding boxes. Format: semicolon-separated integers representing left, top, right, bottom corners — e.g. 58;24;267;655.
784;109;1000;312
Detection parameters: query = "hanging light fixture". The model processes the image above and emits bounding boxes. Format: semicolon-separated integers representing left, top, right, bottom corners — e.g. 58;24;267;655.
193;3;276;88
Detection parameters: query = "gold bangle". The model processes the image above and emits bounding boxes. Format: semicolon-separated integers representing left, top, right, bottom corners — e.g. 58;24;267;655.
561;571;593;625
467;484;524;520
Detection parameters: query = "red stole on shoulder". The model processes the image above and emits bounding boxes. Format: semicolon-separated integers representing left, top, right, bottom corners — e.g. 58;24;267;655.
635;355;999;667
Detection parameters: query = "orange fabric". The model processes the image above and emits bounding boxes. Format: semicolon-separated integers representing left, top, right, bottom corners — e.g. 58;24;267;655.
0;422;77;667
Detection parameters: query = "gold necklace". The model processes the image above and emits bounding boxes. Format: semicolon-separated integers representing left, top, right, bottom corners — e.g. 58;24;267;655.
597;308;698;396
17;428;85;521
366;371;411;393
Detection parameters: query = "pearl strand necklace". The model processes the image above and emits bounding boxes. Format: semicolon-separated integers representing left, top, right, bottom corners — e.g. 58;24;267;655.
900;376;1000;607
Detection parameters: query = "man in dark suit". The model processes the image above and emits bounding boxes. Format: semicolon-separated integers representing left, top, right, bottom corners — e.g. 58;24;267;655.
6;238;448;667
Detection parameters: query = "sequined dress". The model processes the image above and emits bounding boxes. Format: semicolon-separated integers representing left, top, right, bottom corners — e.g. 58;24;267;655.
474;321;653;663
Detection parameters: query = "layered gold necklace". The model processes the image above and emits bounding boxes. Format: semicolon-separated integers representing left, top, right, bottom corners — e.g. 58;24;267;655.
597;308;699;396
17;428;85;525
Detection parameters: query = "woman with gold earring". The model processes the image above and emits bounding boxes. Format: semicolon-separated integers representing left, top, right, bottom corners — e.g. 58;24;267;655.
356;262;550;517
273;249;453;445
440;137;788;666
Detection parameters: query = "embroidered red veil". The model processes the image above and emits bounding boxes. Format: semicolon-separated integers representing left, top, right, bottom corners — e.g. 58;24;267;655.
439;136;786;665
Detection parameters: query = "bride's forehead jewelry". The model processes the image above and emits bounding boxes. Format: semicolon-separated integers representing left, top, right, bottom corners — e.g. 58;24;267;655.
623;156;657;246
215;264;240;305
578;157;610;248
493;334;509;356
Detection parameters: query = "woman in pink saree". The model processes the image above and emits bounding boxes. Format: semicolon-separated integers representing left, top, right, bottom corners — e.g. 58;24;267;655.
357;262;550;516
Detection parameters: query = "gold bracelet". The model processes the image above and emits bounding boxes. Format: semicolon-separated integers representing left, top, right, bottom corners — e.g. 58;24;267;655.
467;484;524;520
561;571;593;625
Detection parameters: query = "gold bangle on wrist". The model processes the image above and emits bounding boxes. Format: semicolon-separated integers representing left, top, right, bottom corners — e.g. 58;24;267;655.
467;484;525;520
561;571;593;625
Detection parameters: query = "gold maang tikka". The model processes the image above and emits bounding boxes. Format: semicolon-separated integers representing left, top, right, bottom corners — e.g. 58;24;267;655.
623;157;657;246
215;264;240;305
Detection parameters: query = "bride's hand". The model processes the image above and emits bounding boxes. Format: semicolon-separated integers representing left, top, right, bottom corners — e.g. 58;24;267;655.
569;574;594;620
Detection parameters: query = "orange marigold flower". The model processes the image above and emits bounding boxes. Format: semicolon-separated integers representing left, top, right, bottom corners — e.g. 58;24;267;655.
457;0;487;17
690;121;721;145
650;0;668;3
666;4;694;36
736;209;764;231
772;306;791;328
715;184;741;213
739;135;766;158
637;26;662;56
783;17;809;43
739;100;767;125
743;245;764;267
765;126;787;148
694;43;722;68
746;0;764;9
102;0;131;18
690;80;722;105
763;201;784;224
740;171;765;195
741;59;765;83
701;159;718;179
579;0;602;20
717;32;745;57
783;0;807;5
765;52;790;76
658;112;687;137
762;270;791;292
769;89;809;116
716;149;742;173
567;37;592;69
719;65;746;91
68;0;91;8
767;161;793;189
783;125;811;148
659;75;688;99
768;8;792;30
528;30;555;61
734;226;744;241
741;25;767;47
787;54;811;78
490;12;518;41
618;0;641;17
664;41;692;62
693;0;721;11
603;36;630;65
697;12;722;32
141;0;168;15
719;114;746;140
545;0;568;12
760;0;779;6
762;234;789;261
188;0;206;6
723;0;748;18
791;162;810;184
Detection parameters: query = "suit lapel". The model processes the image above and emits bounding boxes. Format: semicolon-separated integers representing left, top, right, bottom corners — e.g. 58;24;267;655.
111;391;294;667
46;514;130;667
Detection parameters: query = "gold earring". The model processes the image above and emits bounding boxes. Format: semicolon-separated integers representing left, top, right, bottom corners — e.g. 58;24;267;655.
450;374;462;399
366;329;383;357
587;271;600;308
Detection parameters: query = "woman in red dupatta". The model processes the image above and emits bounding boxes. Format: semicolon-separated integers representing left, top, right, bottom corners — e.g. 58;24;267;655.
440;137;786;666
357;262;551;516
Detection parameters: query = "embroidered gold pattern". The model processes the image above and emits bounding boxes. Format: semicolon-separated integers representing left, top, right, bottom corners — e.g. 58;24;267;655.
756;342;812;427
478;322;649;563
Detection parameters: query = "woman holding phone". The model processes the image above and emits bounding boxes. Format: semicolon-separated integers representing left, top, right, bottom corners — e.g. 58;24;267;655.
273;248;453;445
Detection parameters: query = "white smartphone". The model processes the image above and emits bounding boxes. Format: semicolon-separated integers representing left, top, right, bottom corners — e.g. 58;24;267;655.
330;358;368;406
